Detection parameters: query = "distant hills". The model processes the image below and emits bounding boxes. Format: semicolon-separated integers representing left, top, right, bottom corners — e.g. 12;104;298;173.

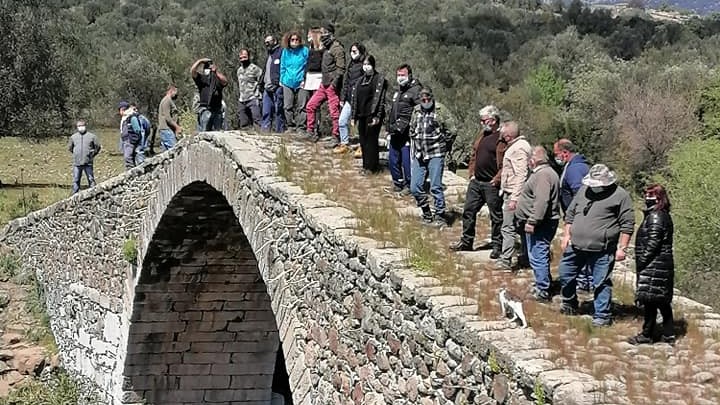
585;1;720;15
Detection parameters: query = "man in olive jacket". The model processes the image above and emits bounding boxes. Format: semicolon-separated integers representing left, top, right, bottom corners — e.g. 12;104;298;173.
516;146;560;301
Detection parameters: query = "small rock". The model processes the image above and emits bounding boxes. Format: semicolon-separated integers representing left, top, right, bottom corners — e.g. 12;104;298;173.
492;374;509;404
693;371;715;384
0;350;13;361
2;334;22;346
12;347;46;375
0;292;9;309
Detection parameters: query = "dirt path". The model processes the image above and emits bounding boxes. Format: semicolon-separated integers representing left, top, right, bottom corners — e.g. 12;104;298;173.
281;135;720;404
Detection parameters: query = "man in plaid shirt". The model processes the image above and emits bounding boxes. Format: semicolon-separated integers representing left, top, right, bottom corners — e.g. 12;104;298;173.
409;88;458;226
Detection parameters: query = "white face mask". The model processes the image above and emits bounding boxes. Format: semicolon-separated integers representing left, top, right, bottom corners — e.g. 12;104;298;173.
351;50;360;60
555;158;565;166
77;126;86;133
397;75;409;86
203;69;211;76
590;186;604;193
362;64;373;74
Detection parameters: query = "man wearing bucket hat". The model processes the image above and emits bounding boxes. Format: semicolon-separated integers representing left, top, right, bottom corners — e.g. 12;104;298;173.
558;164;635;327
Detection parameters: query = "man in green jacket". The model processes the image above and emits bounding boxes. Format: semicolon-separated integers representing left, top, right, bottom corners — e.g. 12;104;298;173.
516;146;561;301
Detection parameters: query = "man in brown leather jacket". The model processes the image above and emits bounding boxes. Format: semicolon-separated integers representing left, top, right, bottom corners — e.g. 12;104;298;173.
449;105;507;256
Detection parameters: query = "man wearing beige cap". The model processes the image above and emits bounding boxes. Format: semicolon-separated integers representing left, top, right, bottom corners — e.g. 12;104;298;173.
558;164;635;327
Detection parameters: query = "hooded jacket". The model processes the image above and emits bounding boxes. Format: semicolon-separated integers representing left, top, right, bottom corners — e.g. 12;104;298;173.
560;154;590;213
340;44;366;103
280;45;309;90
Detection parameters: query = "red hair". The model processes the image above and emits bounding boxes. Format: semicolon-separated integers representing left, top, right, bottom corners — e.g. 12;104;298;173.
645;184;671;212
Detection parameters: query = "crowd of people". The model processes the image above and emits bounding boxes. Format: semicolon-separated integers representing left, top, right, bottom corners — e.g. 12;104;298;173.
66;22;677;346
444;112;676;344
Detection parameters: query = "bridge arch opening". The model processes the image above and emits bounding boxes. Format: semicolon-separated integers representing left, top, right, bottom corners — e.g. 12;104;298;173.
123;181;292;404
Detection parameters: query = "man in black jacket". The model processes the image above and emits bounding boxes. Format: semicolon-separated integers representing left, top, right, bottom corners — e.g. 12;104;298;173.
261;35;285;133
385;64;422;196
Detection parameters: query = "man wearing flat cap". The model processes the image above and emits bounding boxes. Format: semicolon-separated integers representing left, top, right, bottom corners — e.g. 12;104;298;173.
558;164;635;327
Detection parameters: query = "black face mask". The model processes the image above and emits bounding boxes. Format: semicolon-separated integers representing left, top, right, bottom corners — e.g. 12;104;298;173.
266;44;276;53
645;198;657;209
321;34;333;47
240;59;250;67
171;93;178;100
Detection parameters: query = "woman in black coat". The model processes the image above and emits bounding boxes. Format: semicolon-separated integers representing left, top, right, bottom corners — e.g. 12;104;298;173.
628;184;675;345
350;54;387;174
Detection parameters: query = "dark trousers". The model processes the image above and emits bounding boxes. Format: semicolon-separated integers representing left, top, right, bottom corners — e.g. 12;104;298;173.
357;117;380;172
237;98;261;128
460;178;502;249
388;130;411;189
642;301;674;338
72;164;95;194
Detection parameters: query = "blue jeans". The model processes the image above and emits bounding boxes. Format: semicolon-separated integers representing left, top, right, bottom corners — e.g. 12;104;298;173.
388;132;411;189
410;156;445;214
559;247;615;322
526;219;559;292
159;129;177;152
261;87;285;132
197;108;223;132
72;164;95;194
338;102;352;145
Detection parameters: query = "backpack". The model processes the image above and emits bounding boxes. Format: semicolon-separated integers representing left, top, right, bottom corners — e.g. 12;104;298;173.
138;114;151;135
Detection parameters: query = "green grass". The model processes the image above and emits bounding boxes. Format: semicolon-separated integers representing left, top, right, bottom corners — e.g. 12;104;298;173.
0;130;125;226
275;142;293;181
24;273;57;354
0;369;95;405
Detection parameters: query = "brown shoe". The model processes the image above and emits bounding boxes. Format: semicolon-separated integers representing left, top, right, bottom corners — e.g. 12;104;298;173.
354;148;363;158
333;144;350;154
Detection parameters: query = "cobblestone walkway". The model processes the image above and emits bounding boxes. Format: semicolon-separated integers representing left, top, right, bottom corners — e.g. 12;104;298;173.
279;134;720;404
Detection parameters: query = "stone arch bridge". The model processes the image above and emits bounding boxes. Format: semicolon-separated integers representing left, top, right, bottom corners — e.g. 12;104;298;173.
2;132;719;405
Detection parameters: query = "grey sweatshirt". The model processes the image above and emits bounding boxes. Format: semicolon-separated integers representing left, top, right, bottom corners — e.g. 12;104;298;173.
565;184;635;252
516;163;560;225
68;131;101;166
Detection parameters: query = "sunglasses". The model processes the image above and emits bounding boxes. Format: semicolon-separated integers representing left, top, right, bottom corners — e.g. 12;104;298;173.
290;38;300;42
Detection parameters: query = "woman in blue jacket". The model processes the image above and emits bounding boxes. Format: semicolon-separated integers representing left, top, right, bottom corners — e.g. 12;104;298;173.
280;31;309;130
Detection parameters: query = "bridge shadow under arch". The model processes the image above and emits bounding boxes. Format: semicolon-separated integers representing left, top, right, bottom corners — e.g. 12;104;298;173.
123;181;292;404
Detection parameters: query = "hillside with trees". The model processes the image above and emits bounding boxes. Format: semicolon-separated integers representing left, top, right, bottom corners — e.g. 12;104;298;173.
2;0;720;306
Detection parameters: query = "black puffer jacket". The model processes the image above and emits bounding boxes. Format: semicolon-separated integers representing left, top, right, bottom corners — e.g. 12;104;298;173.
635;209;674;303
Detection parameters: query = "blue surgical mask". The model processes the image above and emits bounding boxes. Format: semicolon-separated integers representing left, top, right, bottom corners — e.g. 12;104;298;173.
555;158;565;166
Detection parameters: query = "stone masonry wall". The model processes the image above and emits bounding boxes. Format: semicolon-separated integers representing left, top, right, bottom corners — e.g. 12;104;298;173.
9;130;717;404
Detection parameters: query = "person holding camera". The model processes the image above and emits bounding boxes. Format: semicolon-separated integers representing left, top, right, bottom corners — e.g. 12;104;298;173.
190;57;228;131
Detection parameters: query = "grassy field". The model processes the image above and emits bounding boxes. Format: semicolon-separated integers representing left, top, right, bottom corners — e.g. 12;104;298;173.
0;129;126;225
